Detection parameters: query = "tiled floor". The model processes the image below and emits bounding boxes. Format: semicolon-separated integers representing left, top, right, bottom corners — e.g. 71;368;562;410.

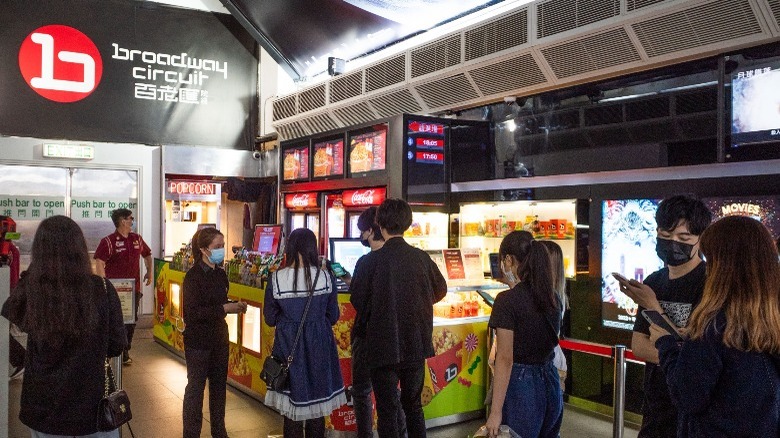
9;329;638;438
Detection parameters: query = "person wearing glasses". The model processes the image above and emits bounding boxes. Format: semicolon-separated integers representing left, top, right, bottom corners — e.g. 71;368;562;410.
95;208;152;365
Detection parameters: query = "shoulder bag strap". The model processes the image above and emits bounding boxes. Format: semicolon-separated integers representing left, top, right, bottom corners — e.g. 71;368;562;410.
287;267;321;365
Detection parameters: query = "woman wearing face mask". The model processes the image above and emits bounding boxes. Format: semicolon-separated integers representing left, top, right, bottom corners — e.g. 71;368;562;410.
486;231;563;438
182;227;247;438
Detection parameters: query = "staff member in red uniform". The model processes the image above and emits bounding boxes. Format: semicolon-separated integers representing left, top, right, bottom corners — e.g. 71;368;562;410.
94;208;152;365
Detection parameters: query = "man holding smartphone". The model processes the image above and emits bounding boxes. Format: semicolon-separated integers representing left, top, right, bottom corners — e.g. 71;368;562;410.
617;195;711;438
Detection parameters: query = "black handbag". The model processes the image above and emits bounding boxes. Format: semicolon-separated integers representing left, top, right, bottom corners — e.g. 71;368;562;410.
97;359;135;436
261;268;320;392
97;277;135;436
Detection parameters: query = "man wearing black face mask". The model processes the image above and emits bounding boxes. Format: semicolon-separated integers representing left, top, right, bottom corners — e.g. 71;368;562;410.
619;195;712;438
348;207;406;438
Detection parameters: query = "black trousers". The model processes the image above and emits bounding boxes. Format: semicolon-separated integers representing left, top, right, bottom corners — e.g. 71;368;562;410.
183;342;229;438
283;416;325;438
371;360;426;438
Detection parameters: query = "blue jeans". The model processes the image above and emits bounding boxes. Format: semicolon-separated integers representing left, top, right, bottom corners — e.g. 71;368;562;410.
502;361;563;438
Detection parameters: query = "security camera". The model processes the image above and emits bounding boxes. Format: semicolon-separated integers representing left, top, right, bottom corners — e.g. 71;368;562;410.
504;96;517;106
252;150;262;160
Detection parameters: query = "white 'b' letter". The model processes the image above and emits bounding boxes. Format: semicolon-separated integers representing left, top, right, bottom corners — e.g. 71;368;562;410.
30;32;95;93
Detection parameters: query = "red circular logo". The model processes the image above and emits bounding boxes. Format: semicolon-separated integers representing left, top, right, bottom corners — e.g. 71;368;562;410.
18;25;103;103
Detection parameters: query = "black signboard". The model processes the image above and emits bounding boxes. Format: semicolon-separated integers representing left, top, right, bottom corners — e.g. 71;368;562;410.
0;0;258;149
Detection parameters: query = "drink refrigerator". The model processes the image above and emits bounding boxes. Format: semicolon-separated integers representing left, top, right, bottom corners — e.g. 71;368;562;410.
283;191;321;248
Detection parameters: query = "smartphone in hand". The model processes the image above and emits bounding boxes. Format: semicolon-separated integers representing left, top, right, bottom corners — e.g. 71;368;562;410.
641;310;684;341
612;272;629;283
329;262;348;278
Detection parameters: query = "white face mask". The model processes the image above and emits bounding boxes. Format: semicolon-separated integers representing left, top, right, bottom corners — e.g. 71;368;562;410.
502;260;518;284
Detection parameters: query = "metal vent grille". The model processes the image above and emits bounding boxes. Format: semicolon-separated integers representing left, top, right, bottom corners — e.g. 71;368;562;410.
369;89;423;118
465;10;528;61
537;0;620;39
541;28;641;79
768;0;780;26
414;74;479;109
411;35;462;78
584;104;623;126
632;0;762;58
272;95;297;121
366;55;406;92
330;71;363;103
469;54;547;96
276;121;308;141
626;0;666;11
625;96;670;121
333;102;377;127
299;84;326;113
301;113;341;134
675;87;717;114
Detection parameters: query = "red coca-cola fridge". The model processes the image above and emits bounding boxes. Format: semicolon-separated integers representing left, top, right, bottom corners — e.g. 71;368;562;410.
323;187;386;258
283;191;321;247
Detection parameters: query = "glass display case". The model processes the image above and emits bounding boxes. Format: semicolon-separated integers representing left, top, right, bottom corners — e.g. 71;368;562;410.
405;211;449;250
459;200;577;277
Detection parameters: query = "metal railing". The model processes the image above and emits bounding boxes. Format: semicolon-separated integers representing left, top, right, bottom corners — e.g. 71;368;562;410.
558;339;643;438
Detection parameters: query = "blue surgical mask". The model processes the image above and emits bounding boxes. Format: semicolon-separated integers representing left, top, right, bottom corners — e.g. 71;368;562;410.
208;248;225;265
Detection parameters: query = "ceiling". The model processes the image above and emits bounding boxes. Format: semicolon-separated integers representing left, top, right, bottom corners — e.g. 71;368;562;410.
219;0;506;79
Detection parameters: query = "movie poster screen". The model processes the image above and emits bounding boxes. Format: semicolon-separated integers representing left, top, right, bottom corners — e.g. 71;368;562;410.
601;199;664;330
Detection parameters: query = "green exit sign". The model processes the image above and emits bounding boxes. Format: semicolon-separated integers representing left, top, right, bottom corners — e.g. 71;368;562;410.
43;144;94;159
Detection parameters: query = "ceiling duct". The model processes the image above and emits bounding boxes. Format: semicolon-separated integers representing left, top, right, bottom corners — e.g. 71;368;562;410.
299;84;326;113
411;34;463;78
365;54;406;93
632;0;763;58
368;89;423;118
465;9;529;61
272;0;777;140
537;0;621;39
329;71;364;104
541;27;642;79
468;53;548;96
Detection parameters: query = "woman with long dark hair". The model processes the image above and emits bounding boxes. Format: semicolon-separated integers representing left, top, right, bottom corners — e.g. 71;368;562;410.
264;228;346;438
651;216;780;436
539;240;568;391
1;216;126;437
486;231;563;438
182;227;246;438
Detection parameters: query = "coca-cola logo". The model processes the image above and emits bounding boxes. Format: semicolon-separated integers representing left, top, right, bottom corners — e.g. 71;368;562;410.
351;190;375;205
343;187;385;206
290;194;312;207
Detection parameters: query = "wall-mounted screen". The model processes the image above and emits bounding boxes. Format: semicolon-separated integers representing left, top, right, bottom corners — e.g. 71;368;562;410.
253;224;284;255
601;199;664;330
348;125;387;176
282;143;310;182
731;65;780;147
312;137;345;178
704;195;780;238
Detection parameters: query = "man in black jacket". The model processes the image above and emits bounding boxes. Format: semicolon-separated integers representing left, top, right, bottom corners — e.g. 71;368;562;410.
350;199;447;438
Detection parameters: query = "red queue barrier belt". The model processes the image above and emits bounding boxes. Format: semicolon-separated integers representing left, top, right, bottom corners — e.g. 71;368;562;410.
559;339;642;364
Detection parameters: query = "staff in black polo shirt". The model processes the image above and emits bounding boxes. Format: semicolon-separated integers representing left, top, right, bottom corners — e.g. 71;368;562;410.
181;227;246;438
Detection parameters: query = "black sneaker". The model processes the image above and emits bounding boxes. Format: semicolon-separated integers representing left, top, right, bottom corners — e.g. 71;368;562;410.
9;366;24;380
122;351;132;365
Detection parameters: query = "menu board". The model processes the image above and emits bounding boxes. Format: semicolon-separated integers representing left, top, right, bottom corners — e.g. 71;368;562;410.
442;249;466;280
253;224;283;255
282;145;309;181
313;138;344;178
348;125;387;175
